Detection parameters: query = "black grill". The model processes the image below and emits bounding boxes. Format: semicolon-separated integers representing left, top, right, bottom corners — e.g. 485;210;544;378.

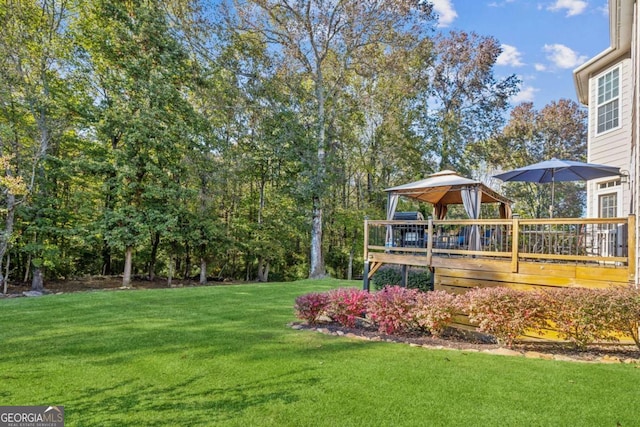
392;212;425;248
392;211;424;221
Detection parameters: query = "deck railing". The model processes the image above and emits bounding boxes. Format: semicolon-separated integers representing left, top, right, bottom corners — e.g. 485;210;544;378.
365;216;635;267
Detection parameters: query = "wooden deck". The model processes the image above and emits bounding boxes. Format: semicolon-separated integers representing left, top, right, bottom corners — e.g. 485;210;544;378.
363;216;636;292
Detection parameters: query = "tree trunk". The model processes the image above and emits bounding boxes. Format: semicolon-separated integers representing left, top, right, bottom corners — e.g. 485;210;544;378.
167;253;175;287
23;254;31;283
123;246;133;288
2;253;9;295
102;239;112;276
148;231;160;281
31;267;44;293
309;65;327;279
258;260;269;283
183;243;191;279
348;247;354;281
309;196;325;278
0;193;16;294
199;258;207;285
175;256;182;279
257;256;269;282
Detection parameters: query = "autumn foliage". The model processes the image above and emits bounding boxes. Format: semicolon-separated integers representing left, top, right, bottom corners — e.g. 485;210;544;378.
294;285;640;350
294;292;330;325
366;286;420;335
323;288;370;328
462;287;547;348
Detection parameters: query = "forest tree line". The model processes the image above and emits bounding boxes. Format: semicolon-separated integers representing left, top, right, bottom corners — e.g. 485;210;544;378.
0;0;587;290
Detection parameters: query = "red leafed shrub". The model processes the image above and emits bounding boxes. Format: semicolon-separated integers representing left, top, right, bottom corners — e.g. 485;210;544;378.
293;285;640;352
542;288;618;349
325;288;370;328
294;292;329;325
602;286;640;349
462;287;546;348
414;290;459;337
366;286;420;335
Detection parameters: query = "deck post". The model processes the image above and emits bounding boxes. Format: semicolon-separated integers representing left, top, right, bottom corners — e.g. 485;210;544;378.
364;218;369;261
363;261;370;291
628;214;636;285
511;216;520;273
363;218;370;291
427;217;434;266
401;265;408;287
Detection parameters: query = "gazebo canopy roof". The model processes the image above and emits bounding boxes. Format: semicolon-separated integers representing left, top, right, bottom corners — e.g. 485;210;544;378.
384;170;512;206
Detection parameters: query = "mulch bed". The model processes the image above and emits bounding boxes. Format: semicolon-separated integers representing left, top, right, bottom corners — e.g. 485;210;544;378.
292;321;640;364
0;276;237;297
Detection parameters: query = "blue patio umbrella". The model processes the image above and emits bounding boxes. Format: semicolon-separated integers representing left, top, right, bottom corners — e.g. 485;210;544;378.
493;158;621;217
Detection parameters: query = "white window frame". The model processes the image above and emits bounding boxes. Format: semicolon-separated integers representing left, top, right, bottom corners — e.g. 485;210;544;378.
595;66;621;135
596;179;622;218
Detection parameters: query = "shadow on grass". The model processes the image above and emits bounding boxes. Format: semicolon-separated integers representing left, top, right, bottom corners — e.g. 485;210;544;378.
0;283;381;425
68;369;322;426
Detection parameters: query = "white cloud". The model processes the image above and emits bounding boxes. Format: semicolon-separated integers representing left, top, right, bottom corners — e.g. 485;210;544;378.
497;44;524;67
596;1;609;16
543;43;588;69
488;0;515;6
534;63;547;71
547;0;588;17
511;84;538;104
431;0;457;27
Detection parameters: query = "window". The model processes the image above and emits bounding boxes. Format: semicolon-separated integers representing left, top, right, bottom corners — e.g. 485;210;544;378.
598;179;621;190
598;193;617;218
596;68;620;134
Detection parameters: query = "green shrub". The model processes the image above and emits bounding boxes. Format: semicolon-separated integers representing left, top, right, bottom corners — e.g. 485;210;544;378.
371;266;432;292
371;266;402;290
407;268;432;292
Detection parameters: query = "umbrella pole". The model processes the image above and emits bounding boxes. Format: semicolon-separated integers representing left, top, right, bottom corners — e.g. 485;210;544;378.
549;172;555;218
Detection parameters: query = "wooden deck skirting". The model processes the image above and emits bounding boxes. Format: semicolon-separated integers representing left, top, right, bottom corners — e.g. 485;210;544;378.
363;215;636;292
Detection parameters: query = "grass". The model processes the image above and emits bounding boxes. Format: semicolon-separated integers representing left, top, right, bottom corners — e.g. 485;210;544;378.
1;278;639;426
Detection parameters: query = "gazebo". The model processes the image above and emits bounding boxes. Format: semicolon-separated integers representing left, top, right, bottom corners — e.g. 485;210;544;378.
385;170;511;254
385;170;512;220
383;170;512;252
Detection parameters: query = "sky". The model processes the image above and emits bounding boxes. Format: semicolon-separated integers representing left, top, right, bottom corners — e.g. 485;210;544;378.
430;0;611;110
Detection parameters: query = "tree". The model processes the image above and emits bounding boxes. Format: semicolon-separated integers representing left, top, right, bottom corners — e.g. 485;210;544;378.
75;0;201;287
0;0;77;292
420;31;520;176
228;0;435;278
483;100;588;218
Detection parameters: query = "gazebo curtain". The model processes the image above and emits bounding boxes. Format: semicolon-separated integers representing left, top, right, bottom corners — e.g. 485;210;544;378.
385;194;400;246
461;186;482;250
387;194;399;220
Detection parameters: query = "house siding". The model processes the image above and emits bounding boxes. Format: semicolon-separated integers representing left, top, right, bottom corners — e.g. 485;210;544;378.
586;59;633;218
575;0;639;285
632;0;639;284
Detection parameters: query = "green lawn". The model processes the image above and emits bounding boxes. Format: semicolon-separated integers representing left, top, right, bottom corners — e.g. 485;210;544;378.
1;279;638;426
